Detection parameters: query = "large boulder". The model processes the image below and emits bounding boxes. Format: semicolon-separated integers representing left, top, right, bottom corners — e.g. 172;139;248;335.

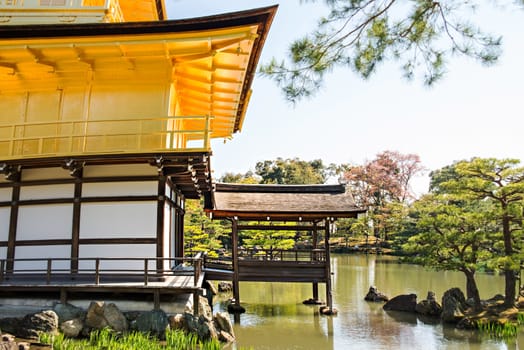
53;303;85;324
131;310;169;339
85;301;109;330
383;294;417;312
213;312;234;338
364;286;389;302
415;291;442;317
441;288;467;323
103;303;128;332
8;310;59;340
85;301;128;332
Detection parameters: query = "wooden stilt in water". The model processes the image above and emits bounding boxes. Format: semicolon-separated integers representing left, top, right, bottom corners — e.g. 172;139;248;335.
320;218;337;315
228;217;245;314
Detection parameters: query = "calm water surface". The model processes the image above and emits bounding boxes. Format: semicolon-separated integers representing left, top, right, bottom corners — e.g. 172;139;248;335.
214;254;523;350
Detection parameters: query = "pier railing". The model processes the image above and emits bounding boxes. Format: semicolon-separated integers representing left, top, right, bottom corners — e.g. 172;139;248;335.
203;248;326;270
238;248;326;263
0;255;203;287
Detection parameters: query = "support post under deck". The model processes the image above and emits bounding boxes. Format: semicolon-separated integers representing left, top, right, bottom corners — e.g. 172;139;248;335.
324;218;333;312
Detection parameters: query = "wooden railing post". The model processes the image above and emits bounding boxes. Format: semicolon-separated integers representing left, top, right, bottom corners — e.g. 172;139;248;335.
0;260;4;282
95;258;100;285
46;258;52;284
144;258;148;286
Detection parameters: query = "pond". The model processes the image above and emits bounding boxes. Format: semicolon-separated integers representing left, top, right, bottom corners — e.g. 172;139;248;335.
214;254;523;350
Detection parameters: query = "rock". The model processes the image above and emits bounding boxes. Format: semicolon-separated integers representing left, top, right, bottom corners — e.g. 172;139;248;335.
319;306;338;315
85;301;109;330
218;282;233;292
303;298;323;305
198;296;213;322
17;310;59;340
415;291;442;317
53;303;85;323
181;312;218;341
131;310;169;339
204;280;218;296
213;312;234;338
168;314;186;331
0;319;21;337
364;286;389;302
227;303;245;314
103;303;128;333
456;317;478;330
60;318;84;338
219;330;235;343
383;294;417;312
0;334;17;350
441;288;467;323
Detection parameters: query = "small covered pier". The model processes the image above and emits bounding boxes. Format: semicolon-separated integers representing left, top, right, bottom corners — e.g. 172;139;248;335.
205;183;366;314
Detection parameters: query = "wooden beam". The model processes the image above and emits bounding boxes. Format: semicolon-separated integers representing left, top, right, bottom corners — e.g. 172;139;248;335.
236;224;325;231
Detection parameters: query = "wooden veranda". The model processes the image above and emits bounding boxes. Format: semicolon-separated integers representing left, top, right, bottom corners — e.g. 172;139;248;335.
0;254;206;314
205;183;366;313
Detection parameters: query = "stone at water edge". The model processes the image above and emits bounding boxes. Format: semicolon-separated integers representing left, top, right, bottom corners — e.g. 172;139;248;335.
415;291;442;317
383;294;417;312
227;303;245;314
17;310;59;340
303;298;323;305
319;306;338;315
218;282;233;292
364;286;389;302
214;312;235;338
441;288;467;323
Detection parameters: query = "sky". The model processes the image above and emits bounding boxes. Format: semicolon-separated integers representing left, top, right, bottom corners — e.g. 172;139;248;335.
166;1;524;195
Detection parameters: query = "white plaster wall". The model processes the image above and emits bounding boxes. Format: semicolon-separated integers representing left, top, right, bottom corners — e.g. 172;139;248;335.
21;168;71;181
82;181;157;197
0;187;12;201
19;184;74;201
0;247;6;259
0;207;10;241
17;204;73;240
14;245;71;270
163;203;171;269
79;201;156;238
78;244;156;271
83;164;157;178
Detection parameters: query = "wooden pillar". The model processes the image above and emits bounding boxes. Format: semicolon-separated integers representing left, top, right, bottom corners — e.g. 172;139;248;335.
231;217;240;306
312;221;319;301
175;206;185;258
324;218;333;311
6;179;20;272
71;177;82;274
156;175;166;271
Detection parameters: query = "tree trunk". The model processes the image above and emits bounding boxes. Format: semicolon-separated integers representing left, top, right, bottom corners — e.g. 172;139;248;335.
502;211;516;307
464;269;481;310
504;269;516;307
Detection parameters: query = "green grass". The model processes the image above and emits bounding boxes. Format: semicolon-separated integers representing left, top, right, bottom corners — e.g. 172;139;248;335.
39;328;252;350
477;319;521;339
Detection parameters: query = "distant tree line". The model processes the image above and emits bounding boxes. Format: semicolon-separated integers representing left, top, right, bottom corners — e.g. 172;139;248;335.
184;152;524;307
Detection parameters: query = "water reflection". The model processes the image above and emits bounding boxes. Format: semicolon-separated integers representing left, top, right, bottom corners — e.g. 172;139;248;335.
215;254;522;350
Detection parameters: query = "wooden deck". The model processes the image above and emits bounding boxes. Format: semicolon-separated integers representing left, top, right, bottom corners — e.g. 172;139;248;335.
0;256;206;312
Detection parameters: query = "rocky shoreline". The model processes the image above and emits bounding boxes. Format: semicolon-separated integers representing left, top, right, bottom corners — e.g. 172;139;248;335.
0;296;235;349
365;285;524;334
